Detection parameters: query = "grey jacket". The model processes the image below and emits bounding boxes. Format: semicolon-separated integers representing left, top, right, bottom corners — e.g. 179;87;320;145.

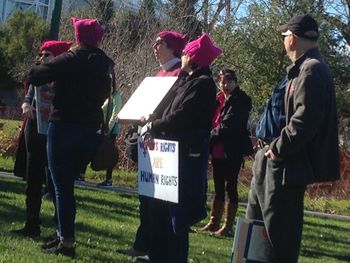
270;48;340;185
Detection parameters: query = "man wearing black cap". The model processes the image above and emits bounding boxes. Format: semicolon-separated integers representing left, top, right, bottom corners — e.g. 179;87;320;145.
246;14;339;263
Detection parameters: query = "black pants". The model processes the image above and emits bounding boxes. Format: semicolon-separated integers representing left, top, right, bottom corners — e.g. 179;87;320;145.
105;133;117;181
246;147;306;263
24;119;54;225
212;158;242;203
148;199;189;263
133;195;150;252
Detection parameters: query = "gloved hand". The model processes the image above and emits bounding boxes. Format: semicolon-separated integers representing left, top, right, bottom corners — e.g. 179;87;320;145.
140;122;152;138
21;102;35;119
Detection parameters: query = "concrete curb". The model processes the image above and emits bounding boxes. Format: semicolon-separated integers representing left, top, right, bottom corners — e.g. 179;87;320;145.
1;171;350;222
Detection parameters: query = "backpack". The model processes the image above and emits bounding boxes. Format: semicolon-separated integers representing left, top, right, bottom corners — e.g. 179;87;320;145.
255;76;287;143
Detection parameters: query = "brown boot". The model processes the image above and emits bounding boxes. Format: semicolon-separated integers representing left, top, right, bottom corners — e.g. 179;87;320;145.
215;202;237;237
200;200;224;232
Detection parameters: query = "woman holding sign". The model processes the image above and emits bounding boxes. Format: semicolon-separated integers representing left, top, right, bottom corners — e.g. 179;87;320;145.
141;33;222;263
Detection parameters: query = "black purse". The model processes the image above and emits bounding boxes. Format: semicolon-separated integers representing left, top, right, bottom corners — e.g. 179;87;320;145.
90;96;119;171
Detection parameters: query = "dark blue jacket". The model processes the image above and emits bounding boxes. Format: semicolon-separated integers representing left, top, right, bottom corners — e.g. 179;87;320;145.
255;76;287;143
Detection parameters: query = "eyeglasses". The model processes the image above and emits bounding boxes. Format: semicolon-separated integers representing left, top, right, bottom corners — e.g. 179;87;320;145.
153;39;164;47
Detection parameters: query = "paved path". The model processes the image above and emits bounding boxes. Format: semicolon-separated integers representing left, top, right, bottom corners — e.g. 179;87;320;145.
1;171;350;222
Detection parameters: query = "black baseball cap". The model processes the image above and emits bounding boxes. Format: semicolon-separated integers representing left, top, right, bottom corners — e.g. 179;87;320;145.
279;14;319;41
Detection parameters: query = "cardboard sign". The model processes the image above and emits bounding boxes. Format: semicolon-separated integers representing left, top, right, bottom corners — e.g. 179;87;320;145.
34;86;54;135
230;218;272;263
137;137;179;203
117;77;178;123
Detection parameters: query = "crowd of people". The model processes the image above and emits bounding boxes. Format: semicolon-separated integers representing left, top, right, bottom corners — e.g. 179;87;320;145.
12;13;339;263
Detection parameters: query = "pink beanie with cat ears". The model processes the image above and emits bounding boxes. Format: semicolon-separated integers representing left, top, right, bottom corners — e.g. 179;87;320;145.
72;17;104;46
183;33;222;67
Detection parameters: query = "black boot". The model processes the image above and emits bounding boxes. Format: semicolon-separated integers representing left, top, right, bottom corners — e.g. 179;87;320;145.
13;221;40;237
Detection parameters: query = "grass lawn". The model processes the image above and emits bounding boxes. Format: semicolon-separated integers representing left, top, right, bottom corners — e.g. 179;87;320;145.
0;176;349;263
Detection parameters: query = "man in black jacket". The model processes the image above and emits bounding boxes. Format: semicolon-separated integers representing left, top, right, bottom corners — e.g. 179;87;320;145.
246;14;339;263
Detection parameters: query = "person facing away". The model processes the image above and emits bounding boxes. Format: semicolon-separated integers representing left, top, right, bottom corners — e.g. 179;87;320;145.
28;17;114;258
201;69;252;237
246;14;340;263
13;40;72;238
141;33;222;263
119;31;188;260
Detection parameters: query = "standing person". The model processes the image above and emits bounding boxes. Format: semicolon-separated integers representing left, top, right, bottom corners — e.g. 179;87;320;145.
98;81;122;187
246;14;340;263
120;31;188;259
13;40;72;237
142;33;222;263
28;17;114;258
201;69;252;237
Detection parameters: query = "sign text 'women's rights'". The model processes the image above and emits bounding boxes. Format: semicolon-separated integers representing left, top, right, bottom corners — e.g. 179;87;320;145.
138;137;179;203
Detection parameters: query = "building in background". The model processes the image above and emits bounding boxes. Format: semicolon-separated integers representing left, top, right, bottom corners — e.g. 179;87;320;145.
0;0;54;25
0;0;140;26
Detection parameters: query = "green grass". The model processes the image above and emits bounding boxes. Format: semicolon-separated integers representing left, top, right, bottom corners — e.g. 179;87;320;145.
0;119;21;137
0;176;349;263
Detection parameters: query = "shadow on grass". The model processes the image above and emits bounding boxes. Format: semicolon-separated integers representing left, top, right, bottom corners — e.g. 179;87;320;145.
301;248;350;262
301;219;350;261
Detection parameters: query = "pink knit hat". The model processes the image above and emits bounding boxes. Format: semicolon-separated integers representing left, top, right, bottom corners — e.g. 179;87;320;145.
72;17;104;46
39;40;72;57
156;31;188;57
183;33;222;67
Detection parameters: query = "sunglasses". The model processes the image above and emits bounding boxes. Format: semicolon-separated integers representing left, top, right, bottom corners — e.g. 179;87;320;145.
39;53;53;58
153;39;164;47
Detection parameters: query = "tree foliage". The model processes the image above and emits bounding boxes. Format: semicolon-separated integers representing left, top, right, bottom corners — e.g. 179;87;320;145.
1;0;349;121
0;11;48;68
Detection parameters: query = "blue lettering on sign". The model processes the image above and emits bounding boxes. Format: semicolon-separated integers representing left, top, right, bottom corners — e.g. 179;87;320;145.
160;142;176;153
140;170;159;184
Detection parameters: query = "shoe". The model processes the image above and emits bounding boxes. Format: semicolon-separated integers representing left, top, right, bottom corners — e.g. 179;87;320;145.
45;242;75;258
134;255;150;262
42;237;60;249
98;180;112;187
117;247;148;257
12;225;40;238
42;232;58;243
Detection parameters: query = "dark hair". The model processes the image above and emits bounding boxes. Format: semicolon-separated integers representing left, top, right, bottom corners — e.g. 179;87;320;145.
219;69;238;82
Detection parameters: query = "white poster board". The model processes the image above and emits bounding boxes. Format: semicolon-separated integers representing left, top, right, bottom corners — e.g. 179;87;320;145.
137;137;179;203
117;77;178;123
230;218;272;263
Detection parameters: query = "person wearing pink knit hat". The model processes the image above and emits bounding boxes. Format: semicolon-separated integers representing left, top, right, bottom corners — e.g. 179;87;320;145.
71;17;104;46
140;33;222;262
28;18;114;258
119;30;189;261
13;40;71;241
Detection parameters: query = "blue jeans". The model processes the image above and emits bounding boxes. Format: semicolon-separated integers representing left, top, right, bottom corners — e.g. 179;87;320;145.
47;121;99;240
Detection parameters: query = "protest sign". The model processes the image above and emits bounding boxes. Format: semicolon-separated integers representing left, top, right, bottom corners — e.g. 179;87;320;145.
138;137;179;203
230;218;272;263
117;77;177;123
34;86;54;135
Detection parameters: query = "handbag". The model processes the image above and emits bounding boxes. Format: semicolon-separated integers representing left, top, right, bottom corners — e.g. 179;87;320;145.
90;96;119;171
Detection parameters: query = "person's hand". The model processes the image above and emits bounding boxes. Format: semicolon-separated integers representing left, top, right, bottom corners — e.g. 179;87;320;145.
140;122;152;137
210;128;219;136
144;134;155;150
21;103;35;119
265;149;282;161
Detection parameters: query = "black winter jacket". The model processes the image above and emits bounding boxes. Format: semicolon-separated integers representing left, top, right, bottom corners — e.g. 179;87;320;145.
211;88;252;160
28;45;114;128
